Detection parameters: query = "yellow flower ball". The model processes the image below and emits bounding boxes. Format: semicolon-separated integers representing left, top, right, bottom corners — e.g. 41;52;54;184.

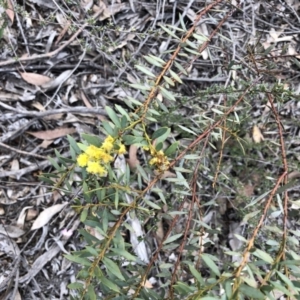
100;152;114;164
149;157;158;165
77;153;89;167
117;144;126;155
85;145;102;160
86;161;107;176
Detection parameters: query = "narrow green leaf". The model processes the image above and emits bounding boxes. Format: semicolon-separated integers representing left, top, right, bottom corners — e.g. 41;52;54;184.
163;75;175;86
224;279;233;299
159;86;176;101
164;233;183;245
64;254;91;266
253;249;274;264
85;246;98;257
173;281;195;294
276;271;295;290
77;143;88;152
239;283;265;299
81;134;102;147
148;54;165;64
126;96;143;106
157;128;170;145
80;208;88;222
87;284;96;300
177;124;197;135
189;265;204;285
193;33;209;42
110;249;137;261
135;65;156;78
160;24;180;40
211;108;224;115
129;83;151;91
144;55;164;67
102;120;115;136
243;210;260;222
174;61;188;75
122;135;144;145
201;253;220;276
185;39;198;49
102;208;108;233
164;142;179;156
184;154;200;159
144;199;161;210
136;164;149;182
152;127;168;140
68;282;84;290
166;24;184;32
115;104;131;121
179;13;187;31
67;135;81;154
100;276;120;293
147;108;161;116
103;257;125;281
115;190;119;209
48;157;61;171
105;106;121;128
271;280;293;296
184;47;200;55
169;69;183;84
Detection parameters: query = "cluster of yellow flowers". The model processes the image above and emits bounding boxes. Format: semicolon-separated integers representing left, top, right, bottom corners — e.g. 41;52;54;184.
77;136;126;176
147;147;170;171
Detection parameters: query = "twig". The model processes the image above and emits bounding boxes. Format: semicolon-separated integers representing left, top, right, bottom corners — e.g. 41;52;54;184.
232;171;287;291
0;106;107;120
0;9;104;67
0;142;46;159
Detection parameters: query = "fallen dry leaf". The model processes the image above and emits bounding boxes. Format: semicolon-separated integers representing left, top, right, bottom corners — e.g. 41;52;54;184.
39;139;54;148
41;70;72;90
27;127;76;140
5;0;14;23
0;224;25;238
142;280;153;289
31;101;45;111
25;208;38;221
154;169;177;179
127;145;140;169
17;206;33;228
20;72;52;86
31;202;68;230
252;125;264;143
10;159;19;172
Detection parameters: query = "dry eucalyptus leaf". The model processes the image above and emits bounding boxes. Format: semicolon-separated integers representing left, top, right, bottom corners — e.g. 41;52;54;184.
41;70;73;90
99;3;126;21
39;139;54;148
252;125;264;143
154;169;177;179
20;72;52;86
127;145;140;169
31;202;68;230
142;280;153;289
81;0;93;11
17;206;33;228
0;224;25;238
25;208;38;221
5;0;14;23
10;159;19;172
27;127;76;140
31;101;45;111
